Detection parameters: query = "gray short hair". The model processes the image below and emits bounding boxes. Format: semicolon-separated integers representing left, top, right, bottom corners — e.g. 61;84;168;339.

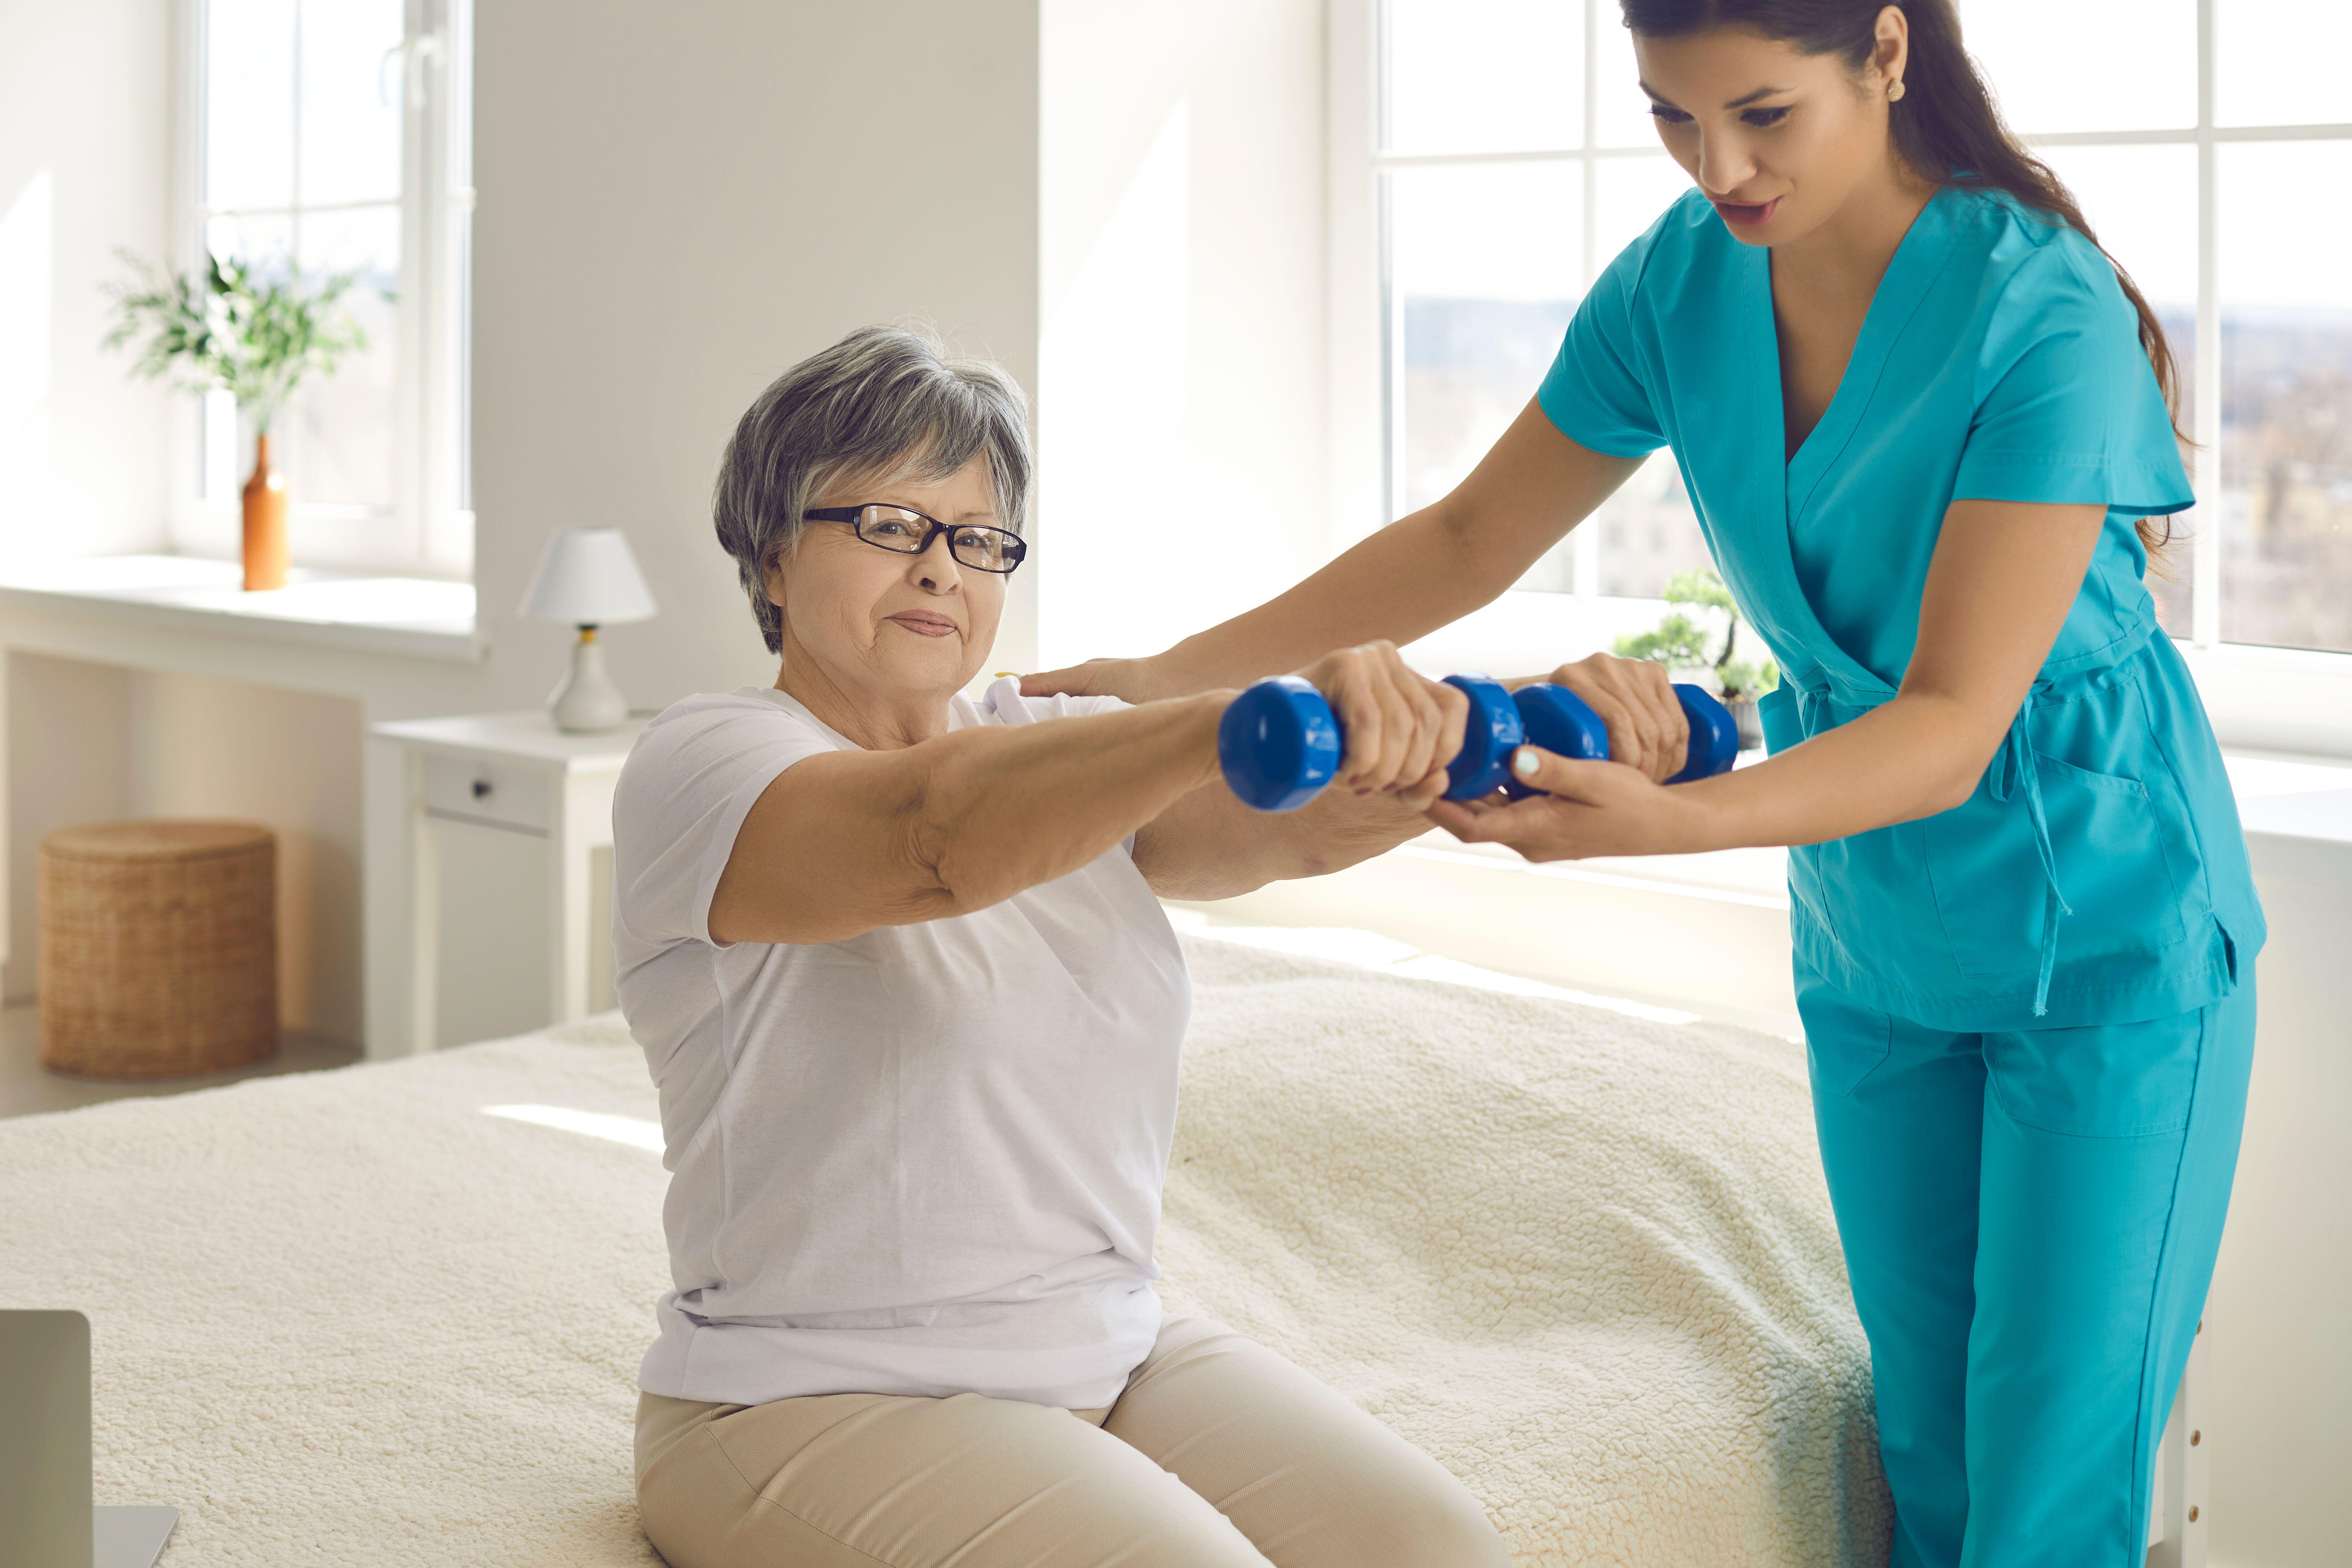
713;325;1031;654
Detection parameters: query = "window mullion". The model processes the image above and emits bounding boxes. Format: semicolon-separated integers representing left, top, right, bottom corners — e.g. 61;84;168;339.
398;0;433;571
1574;0;1603;601
2192;0;2222;648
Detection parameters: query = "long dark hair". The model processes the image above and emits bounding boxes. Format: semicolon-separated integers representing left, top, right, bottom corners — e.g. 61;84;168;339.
1620;0;2183;560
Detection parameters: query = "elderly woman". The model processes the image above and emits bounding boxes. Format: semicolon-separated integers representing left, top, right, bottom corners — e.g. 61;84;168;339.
613;326;1510;1568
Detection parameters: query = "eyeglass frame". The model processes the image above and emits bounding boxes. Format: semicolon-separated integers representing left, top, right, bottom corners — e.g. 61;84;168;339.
802;504;1030;574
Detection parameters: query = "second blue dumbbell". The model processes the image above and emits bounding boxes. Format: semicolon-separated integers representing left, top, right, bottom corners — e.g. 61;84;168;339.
1218;671;1740;813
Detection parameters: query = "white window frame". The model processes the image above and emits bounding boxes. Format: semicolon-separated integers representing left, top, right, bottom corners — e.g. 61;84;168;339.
169;0;475;581
1330;0;2352;758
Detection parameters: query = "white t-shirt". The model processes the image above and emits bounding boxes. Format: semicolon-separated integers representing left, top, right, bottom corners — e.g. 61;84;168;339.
612;677;1191;1410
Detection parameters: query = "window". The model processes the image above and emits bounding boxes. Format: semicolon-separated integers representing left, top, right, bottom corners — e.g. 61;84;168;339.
1376;0;1707;601
1965;0;2352;653
1352;0;2352;658
180;0;473;578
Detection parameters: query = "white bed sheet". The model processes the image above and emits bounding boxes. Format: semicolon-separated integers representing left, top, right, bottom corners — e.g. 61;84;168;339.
0;932;1885;1565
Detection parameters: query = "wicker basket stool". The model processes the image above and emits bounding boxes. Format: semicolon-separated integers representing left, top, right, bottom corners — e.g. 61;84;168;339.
37;820;279;1078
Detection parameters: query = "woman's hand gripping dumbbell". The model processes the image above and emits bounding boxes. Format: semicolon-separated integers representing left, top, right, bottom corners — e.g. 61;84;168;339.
1257;643;1475;813
1220;667;1740;813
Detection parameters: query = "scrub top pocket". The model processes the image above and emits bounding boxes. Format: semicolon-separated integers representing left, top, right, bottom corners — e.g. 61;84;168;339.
1925;752;2195;979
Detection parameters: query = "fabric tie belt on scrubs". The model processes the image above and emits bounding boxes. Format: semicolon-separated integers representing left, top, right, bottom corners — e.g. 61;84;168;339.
1988;696;2072;1015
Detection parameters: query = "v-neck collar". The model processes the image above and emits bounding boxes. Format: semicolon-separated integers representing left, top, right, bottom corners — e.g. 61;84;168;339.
1763;184;1960;510
1732;185;1963;704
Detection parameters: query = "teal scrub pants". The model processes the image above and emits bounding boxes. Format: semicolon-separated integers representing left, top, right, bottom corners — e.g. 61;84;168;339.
1796;953;2255;1568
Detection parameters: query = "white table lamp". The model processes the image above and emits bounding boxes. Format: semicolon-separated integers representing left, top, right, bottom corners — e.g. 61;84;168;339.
519;527;658;732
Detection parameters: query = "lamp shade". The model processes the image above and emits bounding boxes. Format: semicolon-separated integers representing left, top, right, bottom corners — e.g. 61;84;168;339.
518;527;658;625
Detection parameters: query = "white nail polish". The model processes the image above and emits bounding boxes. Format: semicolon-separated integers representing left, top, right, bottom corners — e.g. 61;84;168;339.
1514;748;1538;776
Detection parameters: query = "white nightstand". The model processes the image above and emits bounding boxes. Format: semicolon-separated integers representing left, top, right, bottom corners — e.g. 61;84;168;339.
368;711;648;1054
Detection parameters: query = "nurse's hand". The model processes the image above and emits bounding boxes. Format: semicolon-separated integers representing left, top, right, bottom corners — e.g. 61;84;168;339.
1532;654;1689;783
1424;745;1707;861
1020;655;1176;705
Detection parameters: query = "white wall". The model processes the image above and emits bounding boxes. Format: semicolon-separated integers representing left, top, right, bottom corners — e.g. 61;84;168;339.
4;654;133;1004
1035;0;1330;669
0;0;173;563
2;0;1340;1045
471;0;1048;703
4;0;1053;1043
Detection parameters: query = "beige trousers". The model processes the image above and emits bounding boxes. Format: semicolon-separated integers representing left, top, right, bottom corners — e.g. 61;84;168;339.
635;1315;1510;1568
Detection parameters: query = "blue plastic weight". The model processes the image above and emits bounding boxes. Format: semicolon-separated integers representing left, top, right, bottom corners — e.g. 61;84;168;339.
1504;682;1742;796
1216;671;1743;813
1667;684;1743;785
1216;674;1342;813
1442;674;1523;801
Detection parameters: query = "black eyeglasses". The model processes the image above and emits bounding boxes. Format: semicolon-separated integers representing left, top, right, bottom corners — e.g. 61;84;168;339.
803;504;1028;574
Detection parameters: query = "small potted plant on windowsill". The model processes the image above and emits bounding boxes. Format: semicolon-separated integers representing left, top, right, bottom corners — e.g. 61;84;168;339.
1614;567;1779;750
103;252;368;592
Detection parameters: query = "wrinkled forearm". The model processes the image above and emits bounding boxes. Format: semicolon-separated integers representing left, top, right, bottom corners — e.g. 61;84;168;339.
914;693;1232;912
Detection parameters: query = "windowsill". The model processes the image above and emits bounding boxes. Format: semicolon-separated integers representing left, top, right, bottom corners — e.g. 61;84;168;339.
1409;591;2352;760
0;554;482;664
1400;748;2352;895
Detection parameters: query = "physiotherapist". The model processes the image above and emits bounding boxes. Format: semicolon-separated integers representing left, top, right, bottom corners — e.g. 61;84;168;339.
1026;3;2263;1564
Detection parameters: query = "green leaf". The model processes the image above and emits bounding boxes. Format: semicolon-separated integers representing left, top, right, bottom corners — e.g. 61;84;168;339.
1662;568;1738;613
100;247;370;423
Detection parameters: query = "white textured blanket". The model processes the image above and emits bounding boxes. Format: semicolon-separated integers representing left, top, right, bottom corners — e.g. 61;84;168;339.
0;932;1887;1565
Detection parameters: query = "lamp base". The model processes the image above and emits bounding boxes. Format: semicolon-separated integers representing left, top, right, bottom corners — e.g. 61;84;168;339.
548;627;630;733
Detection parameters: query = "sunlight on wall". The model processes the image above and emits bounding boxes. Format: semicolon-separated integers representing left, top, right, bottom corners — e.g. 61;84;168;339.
0;170;53;558
1036;102;1188;669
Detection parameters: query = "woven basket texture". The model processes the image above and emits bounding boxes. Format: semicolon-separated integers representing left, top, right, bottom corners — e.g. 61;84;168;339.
38;820;279;1079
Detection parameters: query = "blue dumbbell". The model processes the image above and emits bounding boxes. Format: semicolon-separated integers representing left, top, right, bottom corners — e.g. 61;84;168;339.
1506;681;1742;797
1217;671;1739;813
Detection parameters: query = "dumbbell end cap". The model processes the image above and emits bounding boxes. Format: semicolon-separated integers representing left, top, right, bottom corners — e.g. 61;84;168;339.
1219;675;1341;813
1666;685;1742;784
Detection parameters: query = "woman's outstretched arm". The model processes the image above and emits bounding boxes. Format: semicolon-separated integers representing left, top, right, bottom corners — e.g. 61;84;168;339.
710;647;1458;945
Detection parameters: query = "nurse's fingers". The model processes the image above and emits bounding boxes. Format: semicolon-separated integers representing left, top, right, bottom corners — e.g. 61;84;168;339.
1424;789;1599;861
1425;749;1677;862
1505;746;1631;803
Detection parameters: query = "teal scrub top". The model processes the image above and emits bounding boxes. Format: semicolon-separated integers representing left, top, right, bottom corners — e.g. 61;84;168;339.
1538;183;2265;1031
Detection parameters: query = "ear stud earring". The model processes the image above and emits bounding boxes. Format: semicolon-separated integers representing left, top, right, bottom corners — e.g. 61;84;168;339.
1888;79;1907;102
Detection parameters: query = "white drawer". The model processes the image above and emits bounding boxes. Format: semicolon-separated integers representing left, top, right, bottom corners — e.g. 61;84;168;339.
423;753;552;834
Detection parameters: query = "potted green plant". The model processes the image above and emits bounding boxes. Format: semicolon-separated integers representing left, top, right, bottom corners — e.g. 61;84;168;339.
1613;568;1779;750
104;252;369;591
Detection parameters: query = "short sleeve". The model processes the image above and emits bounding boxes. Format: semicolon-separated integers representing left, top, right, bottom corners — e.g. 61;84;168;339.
611;697;837;949
1536;234;1667;459
976;680;1141;853
980;677;1130;726
1951;237;2193;517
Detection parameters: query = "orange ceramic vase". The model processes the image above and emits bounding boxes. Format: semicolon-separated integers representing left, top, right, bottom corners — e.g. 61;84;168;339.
241;432;289;592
